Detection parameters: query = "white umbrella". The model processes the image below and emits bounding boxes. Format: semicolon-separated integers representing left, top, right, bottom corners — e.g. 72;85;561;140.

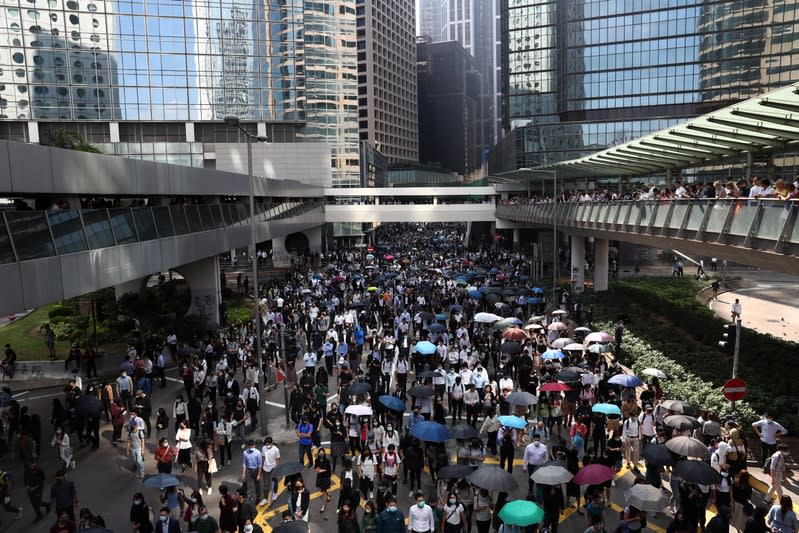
642;368;667;379
474;312;503;323
344;405;373;416
563;343;585;351
530;465;573;485
624;484;670;512
551;310;568;316
585;331;613;343
528;315;546;323
547;322;568;331
301;288;312;294
523;323;542;331
574;327;592;334
551;338;576;349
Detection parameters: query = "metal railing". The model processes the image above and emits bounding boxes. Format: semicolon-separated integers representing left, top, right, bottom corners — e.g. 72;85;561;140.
0;200;322;265
496;199;799;255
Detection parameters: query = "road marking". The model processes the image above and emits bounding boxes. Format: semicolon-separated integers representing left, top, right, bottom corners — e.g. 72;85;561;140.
264;401;286;409
20;391;63;401
12;391;28;399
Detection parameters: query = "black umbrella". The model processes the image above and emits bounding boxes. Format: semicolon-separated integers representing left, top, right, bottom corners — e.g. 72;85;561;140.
660;400;697;416
665;436;709;459
75;394;103;418
418;311;435;323
450;423;480;440
485;293;500;304
663;415;701;431
272;461;305;479
347;382;372;395
506;391;538;406
554;369;582;383
673;459;721;485
500;341;522;354
642;444;677;467
408;385;435;398
438;464;474;480
467;465;519;492
273;521;310;533
417;370;439;379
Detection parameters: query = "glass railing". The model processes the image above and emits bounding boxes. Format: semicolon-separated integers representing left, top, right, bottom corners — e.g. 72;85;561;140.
0;200;322;264
496;199;798;251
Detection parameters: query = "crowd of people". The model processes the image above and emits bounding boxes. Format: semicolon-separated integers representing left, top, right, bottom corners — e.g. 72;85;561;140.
0;221;793;533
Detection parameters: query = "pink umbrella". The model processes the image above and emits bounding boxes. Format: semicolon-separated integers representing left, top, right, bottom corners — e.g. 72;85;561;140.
585;331;613;343
573;463;615;485
385;254;394;260
539;382;572;392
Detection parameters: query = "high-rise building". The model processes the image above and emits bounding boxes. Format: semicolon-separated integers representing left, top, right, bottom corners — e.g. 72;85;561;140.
356;0;418;164
0;0;358;188
489;0;799;176
417;0;442;42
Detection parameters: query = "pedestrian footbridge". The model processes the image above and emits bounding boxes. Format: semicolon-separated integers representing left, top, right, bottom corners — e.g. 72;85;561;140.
495;199;799;275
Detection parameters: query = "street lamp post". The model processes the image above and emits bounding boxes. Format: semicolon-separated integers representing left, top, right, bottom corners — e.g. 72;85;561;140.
223;115;268;435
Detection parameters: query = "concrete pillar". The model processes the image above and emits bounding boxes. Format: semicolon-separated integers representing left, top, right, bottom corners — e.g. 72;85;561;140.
271;237;290;267
304;226;323;254
179;257;221;327
570;235;585;293
594;238;609;291
513;228;521;251
114;277;145;300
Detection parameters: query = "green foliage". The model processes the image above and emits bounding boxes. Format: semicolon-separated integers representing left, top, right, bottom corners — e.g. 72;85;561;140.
41;128;102;153
48;304;77;320
226;306;253;326
583;277;798;431
173;314;210;343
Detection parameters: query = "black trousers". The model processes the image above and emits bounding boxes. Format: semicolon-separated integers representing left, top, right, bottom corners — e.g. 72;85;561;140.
499;446;515;473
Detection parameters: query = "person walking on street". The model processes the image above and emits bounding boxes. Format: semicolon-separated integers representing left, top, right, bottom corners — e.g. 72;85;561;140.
240;440;262;503
522;433;548;497
0;469;23;523
296;416;314;468
767;496;798;533
259;437;280;506
752;412;787;463
767;444;790;502
49;470;77;521
24;461;49;523
376;495;405;533
731;299;742;322
126;422;146;479
408;491;435;533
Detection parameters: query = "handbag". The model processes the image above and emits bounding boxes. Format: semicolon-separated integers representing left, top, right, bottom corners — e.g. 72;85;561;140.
209;457;218;474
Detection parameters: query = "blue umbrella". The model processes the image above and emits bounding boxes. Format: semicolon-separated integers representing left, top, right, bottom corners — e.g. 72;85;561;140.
519;275;530;281
527;297;542;305
608;374;644;388
429;323;446;333
504;317;522;325
351;274;363;280
468;290;483;299
379;395;406;412
415;340;437;355
540;349;565;360
478;285;490;293
366;254;375;260
592;403;622;416
410;421;451;442
142;473;180;489
532;287;545;294
435;313;449;321
490;267;500;275
449;304;463;311
498;415;528;430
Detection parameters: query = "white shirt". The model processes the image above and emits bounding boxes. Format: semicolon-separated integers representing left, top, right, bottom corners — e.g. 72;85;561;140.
303;351;317;369
753;419;787;445
407;504;436;532
523;442;548;467
261;444;280;471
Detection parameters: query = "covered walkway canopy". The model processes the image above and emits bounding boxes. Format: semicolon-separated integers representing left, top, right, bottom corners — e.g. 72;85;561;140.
537;82;799;178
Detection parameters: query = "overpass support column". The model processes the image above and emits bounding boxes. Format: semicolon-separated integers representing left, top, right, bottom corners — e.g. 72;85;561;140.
180;257;221;327
271;237;290;267
114;278;145;300
513;229;521;251
304;226;323;254
570;235;585;293
594;238;609;291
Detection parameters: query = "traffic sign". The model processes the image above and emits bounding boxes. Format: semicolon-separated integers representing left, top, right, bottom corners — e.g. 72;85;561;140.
723;378;747;401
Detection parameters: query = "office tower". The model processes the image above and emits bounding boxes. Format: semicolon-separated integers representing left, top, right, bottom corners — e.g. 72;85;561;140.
417;0;442;42
417;39;480;175
489;0;799;175
356;0;418;164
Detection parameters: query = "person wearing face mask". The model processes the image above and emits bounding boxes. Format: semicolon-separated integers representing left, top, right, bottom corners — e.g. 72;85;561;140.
156;506;181;533
192;505;219;533
376;495;405;533
440;492;466;533
241;519;262;533
259;437;281;506
712;465;732;514
288;480;310;522
130;492;154;533
233;487;257;533
155;438;178;474
361;501;378;533
315;449;332;513
338;499;359;533
51;511;76;533
339;458;361;511
384;424;400;450
214;415;233;469
408;491;435;533
522;434;548;497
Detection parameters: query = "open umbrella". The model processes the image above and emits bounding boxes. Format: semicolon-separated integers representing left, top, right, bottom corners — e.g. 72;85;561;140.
551;338;576;350
642;368;667;379
551;310;568;316
347;382;372;395
539;382;572;392
417;370;439;379
608;374;644;388
563;343;585;352
142;473;180;489
498;415;528;430
547;322;568;331
574;327;592;334
642;444;677;467
665;436;709;459
507;391;538;406
585;332;613;343
531;465;573;485
502;328;528;341
415;341;437;355
660;400;697;415
468;290;483;299
573;464;615;485
498;500;544;527
468;466;519;492
274;521;310;533
474;312;502;323
408;385;435;398
523;323;543;331
418;311;435;323
500;341;522;354
554;369;582;383
345;404;373;416
410;421;450;443
528;315;546;323
540;349;565;360
75;394;104;418
591;403;622;416
663;415;701;431
429;323;446;333
673;459;721;485
379;395;405;412
625;484;670;512
450;423;480;440
272;461;305;479
438;464;475;480
588;343;612;354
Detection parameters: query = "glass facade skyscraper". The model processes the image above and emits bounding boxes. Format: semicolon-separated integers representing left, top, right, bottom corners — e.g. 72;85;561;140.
490;0;799;173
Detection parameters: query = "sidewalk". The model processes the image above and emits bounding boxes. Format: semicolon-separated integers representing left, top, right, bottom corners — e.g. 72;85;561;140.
708;288;799;343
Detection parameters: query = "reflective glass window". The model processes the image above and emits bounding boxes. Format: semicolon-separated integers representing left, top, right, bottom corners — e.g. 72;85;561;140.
185;205;202;232
198;205;214;230
0;215;18;264
108;208;138;244
152;207;175;238
209;205;224;229
757;203;790;240
132;208;158;241
82;209;115;249
169;206;189;235
48;210;88;254
5;211;55;260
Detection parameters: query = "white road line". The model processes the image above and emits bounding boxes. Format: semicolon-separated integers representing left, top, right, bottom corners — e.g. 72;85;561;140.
264;400;286;409
21;392;63;401
166;377;183;383
12;391;29;399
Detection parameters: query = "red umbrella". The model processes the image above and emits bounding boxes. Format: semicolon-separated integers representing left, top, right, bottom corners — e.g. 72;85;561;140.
502;328;528;341
573;464;615;485
539;382;572;392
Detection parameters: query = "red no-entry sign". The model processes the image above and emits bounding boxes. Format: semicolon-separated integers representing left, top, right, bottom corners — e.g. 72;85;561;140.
723;378;747;401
